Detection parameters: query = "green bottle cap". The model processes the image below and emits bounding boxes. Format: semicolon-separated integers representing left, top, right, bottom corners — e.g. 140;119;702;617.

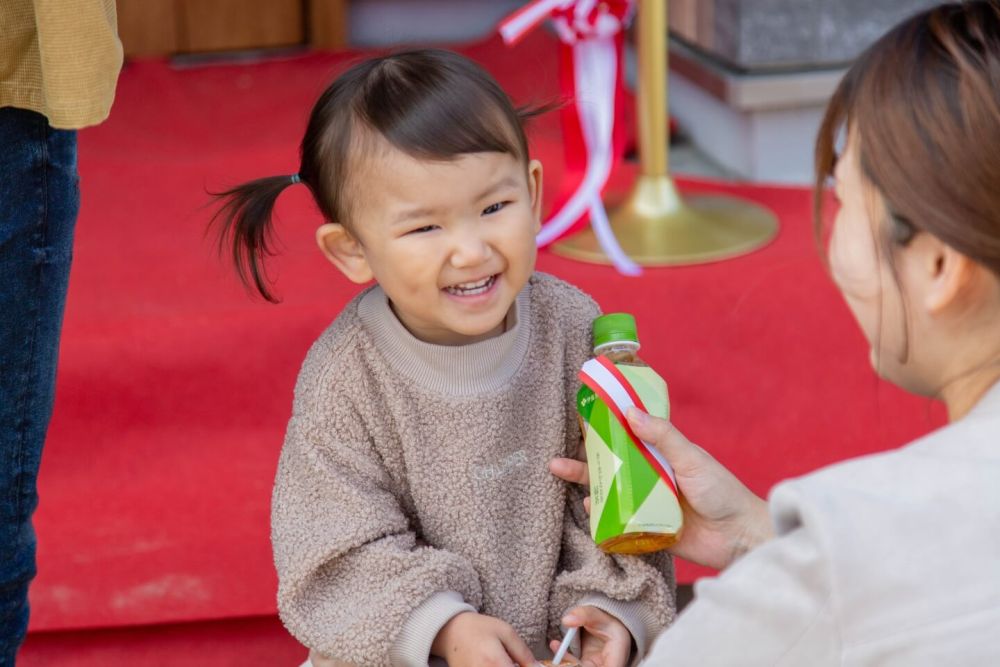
593;313;639;348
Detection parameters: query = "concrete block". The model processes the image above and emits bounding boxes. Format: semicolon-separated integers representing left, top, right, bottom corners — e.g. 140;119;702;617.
665;40;843;184
683;0;940;69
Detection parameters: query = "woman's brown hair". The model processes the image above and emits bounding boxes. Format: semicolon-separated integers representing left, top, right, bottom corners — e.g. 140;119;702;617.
814;1;1000;277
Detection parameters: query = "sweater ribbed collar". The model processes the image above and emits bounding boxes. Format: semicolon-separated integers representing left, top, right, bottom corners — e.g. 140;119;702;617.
357;284;532;397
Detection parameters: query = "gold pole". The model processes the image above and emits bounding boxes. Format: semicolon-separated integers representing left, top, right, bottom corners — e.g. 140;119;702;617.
640;0;668;177
552;0;779;267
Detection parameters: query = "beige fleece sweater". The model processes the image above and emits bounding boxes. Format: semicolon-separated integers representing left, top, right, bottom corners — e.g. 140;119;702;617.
272;273;675;666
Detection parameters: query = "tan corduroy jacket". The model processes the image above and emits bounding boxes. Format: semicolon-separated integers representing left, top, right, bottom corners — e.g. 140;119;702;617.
0;0;122;128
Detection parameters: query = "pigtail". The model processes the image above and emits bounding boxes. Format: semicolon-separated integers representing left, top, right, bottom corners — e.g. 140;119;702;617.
516;99;563;124
209;174;298;303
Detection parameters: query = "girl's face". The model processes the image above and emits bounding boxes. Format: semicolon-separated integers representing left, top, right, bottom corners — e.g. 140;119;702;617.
827;138;912;386
330;144;542;345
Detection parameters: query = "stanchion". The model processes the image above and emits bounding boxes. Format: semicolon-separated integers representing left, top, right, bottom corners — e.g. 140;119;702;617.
553;0;778;266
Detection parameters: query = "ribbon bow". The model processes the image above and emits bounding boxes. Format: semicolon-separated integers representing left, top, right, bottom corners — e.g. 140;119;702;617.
500;0;641;275
502;0;635;44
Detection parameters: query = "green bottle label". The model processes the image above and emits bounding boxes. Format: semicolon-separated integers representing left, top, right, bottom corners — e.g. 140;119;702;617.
577;364;682;544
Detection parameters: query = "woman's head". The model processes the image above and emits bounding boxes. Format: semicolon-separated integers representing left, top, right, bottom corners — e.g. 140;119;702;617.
213;49;543;344
815;1;1000;402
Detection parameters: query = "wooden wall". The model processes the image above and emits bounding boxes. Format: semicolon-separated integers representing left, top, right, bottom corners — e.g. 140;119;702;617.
668;0;715;50
116;0;348;57
116;1;720;59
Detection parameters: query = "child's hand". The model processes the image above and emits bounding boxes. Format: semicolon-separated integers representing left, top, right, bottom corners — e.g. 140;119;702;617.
548;607;631;667
308;650;358;667
432;611;539;667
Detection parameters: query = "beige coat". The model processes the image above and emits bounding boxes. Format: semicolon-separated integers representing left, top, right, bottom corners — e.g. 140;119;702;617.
646;380;1000;666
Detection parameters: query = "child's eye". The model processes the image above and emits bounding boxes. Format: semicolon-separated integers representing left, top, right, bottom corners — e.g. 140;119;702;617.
407;225;438;235
482;201;509;216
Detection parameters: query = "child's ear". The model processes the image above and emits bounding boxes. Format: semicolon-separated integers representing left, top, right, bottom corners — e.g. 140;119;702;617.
527;159;544;233
316;223;374;284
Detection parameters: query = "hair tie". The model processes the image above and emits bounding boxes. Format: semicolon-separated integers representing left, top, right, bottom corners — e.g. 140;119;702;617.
290;173;301;185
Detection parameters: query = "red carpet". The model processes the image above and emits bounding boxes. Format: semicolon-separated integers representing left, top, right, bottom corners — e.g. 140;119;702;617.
29;29;944;650
20;615;305;666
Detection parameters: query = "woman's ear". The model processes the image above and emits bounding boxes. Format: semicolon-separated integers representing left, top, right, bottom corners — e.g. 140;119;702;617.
527;159;544;234
920;236;978;316
316;223;374;284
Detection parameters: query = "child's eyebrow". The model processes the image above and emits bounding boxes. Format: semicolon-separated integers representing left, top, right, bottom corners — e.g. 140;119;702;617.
391;175;522;226
392;207;437;226
474;175;520;202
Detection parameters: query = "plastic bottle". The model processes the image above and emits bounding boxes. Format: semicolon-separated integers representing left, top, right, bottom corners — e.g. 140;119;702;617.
577;313;683;554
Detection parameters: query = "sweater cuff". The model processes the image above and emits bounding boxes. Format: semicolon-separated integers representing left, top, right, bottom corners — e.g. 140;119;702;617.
389;591;475;667
574;594;662;665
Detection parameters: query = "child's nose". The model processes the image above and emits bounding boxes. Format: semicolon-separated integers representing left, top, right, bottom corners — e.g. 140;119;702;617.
449;230;492;268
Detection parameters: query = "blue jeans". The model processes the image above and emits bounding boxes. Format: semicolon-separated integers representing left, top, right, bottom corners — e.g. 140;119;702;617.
0;107;79;665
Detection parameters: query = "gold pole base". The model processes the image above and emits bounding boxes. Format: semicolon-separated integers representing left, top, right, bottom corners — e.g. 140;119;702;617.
552;176;779;266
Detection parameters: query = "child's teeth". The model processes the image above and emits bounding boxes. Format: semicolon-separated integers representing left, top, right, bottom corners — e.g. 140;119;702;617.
447;275;494;295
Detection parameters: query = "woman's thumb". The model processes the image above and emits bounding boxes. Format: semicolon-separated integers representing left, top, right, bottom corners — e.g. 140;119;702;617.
626;408;692;463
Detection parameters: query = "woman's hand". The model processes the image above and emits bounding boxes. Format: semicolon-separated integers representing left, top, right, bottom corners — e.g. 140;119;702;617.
431;611;539;667
550;408;773;570
548;607;631;667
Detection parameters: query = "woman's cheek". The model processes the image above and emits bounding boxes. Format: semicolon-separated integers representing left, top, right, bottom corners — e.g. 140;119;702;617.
829;209;881;299
828;210;885;355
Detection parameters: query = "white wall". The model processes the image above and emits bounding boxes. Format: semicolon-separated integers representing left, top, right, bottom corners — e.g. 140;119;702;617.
349;0;526;46
668;71;827;185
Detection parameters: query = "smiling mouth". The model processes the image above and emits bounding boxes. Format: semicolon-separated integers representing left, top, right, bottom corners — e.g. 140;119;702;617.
444;274;498;296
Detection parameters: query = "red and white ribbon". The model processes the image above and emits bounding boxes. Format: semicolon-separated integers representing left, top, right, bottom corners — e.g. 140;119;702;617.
579;356;678;495
500;0;641;276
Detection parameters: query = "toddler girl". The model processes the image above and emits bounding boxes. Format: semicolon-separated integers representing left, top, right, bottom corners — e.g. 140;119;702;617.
211;49;674;667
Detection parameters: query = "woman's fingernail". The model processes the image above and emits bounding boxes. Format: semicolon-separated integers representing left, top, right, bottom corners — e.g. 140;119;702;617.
562;614;578;625
627;407;648;425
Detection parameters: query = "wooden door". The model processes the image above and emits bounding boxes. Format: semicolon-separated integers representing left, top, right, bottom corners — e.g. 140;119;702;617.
669;0;715;50
178;0;303;53
116;0;348;57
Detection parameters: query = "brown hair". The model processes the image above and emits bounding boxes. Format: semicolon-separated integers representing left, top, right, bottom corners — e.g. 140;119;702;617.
210;49;543;302
814;1;1000;277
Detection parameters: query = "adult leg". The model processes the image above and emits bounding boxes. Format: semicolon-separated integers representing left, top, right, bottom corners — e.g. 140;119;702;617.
0;107;79;664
